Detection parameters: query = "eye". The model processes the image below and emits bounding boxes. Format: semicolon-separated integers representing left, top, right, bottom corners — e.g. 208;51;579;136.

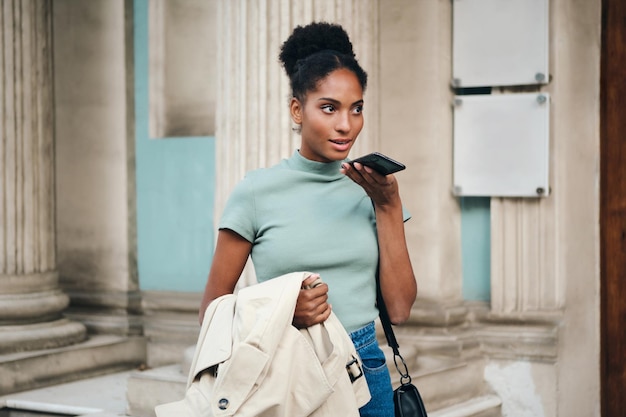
352;105;364;115
321;104;336;114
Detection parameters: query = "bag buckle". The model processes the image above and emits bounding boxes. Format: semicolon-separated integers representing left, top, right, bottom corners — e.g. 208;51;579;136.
346;355;364;383
394;353;412;385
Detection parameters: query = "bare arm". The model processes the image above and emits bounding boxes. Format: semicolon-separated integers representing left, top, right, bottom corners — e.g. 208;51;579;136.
341;162;417;324
199;229;251;323
373;194;417;324
200;229;332;327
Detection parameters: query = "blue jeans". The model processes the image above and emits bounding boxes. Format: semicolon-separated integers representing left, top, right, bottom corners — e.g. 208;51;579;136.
350;321;394;417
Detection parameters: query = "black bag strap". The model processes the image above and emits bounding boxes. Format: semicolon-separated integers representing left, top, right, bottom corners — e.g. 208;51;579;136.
372;199;412;384
376;276;399;354
376;270;412;385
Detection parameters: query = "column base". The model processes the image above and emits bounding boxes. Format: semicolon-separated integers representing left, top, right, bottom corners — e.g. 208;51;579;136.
0;318;86;354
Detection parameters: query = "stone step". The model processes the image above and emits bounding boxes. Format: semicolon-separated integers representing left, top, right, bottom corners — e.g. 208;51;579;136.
0;335;146;395
128;353;495;416
429;395;502;417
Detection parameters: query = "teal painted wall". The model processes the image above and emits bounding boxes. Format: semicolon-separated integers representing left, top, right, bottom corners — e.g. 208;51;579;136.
134;0;216;292
460;197;491;301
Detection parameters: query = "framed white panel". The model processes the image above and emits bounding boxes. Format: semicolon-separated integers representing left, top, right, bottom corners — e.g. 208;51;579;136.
452;0;549;88
453;93;550;197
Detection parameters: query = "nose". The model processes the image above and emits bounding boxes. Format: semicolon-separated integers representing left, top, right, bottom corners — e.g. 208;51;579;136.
335;111;351;133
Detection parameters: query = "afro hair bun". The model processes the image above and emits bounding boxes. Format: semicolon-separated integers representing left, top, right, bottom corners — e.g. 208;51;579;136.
279;22;355;78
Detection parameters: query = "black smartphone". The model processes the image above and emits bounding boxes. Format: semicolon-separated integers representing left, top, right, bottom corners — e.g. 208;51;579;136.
349;152;406;175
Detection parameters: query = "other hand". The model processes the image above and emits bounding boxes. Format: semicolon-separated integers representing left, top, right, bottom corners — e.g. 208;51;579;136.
292;274;332;328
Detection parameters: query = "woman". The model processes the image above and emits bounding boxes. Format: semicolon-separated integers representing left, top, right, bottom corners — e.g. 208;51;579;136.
200;21;416;417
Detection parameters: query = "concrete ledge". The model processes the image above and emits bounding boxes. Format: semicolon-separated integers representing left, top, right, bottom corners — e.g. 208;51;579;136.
0;335;146;395
127;365;186;417
429;394;502;417
1;399;102;415
0;370;134;416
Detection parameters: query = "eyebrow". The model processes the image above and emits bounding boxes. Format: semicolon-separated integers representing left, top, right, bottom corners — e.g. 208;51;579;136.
317;97;365;106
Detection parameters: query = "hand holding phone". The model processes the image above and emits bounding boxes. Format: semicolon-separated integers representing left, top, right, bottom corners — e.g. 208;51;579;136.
350;152;406;175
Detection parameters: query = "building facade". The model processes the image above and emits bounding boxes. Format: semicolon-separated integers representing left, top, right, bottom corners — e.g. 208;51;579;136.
1;0;619;416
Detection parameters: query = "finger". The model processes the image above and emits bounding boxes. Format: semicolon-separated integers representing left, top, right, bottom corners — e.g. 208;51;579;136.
306;303;332;327
307;282;329;297
341;163;361;181
322;303;332;317
357;164;390;185
294;301;331;328
302;274;322;289
349;162;386;185
298;287;328;311
316;304;332;324
342;163;370;187
306;291;329;308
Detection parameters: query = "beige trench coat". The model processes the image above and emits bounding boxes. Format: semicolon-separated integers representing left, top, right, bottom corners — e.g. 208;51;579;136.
155;271;371;417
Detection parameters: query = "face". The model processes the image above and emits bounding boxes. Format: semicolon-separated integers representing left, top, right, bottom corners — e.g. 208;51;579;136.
290;68;364;163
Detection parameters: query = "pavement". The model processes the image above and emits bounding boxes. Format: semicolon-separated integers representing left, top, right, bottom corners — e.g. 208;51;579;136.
0;371;133;417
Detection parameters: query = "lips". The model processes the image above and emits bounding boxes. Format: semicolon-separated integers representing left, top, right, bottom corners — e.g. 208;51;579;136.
329;139;352;152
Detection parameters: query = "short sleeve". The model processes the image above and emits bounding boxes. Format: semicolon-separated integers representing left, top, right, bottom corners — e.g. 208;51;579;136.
218;176;256;242
402;206;411;222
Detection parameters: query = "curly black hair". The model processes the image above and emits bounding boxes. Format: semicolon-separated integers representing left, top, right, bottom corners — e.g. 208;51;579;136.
279;22;368;101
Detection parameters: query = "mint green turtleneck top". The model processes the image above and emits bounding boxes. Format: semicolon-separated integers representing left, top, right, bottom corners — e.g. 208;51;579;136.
219;150;409;333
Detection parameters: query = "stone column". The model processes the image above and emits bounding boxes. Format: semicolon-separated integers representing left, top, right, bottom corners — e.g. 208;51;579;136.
483;2;600;407
482;198;561;362
0;0;86;353
490;198;561;318
215;0;380;286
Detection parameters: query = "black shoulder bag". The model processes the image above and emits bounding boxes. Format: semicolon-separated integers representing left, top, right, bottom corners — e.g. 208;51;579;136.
377;282;428;417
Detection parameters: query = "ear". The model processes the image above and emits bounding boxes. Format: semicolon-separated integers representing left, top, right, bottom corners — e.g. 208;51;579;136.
289;97;303;125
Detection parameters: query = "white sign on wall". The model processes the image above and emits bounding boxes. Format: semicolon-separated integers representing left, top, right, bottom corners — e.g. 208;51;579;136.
453;93;550;197
452;0;549;88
